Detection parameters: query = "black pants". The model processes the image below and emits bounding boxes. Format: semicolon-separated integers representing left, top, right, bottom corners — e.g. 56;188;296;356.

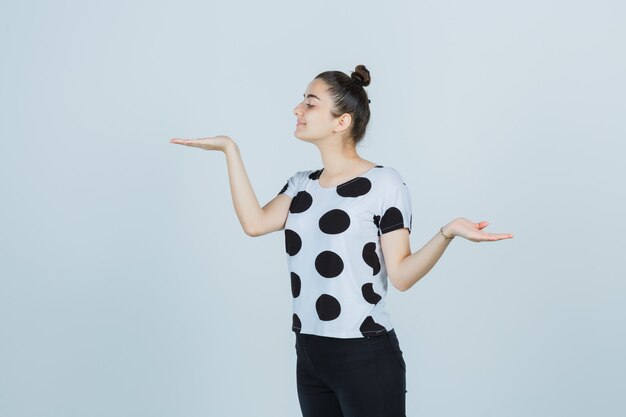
295;329;407;417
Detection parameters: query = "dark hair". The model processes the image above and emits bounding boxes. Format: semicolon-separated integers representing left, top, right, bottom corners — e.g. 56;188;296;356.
315;64;371;145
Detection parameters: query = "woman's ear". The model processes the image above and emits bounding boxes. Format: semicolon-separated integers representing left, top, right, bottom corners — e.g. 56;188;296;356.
334;113;352;133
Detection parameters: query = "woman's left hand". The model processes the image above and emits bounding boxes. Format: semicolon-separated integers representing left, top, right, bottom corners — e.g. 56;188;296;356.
444;217;513;242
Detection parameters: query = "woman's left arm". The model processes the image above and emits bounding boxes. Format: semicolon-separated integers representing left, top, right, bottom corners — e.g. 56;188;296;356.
381;218;514;292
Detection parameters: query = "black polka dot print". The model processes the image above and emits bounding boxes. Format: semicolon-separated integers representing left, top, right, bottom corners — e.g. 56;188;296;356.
290;190;313;214
292;313;301;333
359;315;387;336
336;177;372;198
319;209;351;234
315;250;344;278
362;242;381;275
280;166;412;338
316;294;341;321
309;169;323;180
361;283;382;304
284;229;302;256
380;207;406;234
291;272;301;298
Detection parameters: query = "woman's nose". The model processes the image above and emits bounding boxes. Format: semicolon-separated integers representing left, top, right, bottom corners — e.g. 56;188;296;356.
294;103;303;116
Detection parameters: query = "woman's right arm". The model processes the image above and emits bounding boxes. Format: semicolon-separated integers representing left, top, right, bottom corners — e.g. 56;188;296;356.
170;136;291;237
223;140;292;237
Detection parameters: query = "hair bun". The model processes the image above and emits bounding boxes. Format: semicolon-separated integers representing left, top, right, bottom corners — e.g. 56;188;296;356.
351;64;371;87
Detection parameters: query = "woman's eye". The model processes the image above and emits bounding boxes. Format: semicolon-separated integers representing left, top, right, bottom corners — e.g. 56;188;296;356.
305;103;314;108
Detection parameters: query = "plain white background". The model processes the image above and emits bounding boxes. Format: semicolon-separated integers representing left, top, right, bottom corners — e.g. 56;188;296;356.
1;1;625;416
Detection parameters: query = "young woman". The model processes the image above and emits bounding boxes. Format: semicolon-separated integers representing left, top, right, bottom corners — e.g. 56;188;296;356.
170;64;513;417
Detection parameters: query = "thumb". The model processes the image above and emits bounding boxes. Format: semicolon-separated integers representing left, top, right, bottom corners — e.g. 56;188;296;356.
477;221;489;229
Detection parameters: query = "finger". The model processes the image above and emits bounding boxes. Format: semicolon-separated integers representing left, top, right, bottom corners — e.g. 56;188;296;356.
487;233;514;240
170;138;188;144
172;139;196;146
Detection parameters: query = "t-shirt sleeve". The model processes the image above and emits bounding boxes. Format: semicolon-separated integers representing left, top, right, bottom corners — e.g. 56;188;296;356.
378;179;413;235
277;170;308;198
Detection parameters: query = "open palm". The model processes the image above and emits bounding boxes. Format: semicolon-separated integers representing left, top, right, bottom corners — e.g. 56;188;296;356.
169;135;233;152
448;217;513;242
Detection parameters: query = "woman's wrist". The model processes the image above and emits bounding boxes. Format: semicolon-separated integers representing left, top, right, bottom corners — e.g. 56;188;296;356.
223;138;239;154
439;224;455;240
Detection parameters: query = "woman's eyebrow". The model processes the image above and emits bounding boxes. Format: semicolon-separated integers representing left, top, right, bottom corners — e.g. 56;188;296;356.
304;93;321;101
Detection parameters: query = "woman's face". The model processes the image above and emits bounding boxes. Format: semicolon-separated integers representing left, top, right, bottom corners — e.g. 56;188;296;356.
293;78;347;142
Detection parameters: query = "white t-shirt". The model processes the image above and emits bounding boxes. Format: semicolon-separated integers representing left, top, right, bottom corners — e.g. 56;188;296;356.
278;165;412;338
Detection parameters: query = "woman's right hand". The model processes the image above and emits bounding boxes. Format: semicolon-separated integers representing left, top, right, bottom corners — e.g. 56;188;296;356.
169;135;235;153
